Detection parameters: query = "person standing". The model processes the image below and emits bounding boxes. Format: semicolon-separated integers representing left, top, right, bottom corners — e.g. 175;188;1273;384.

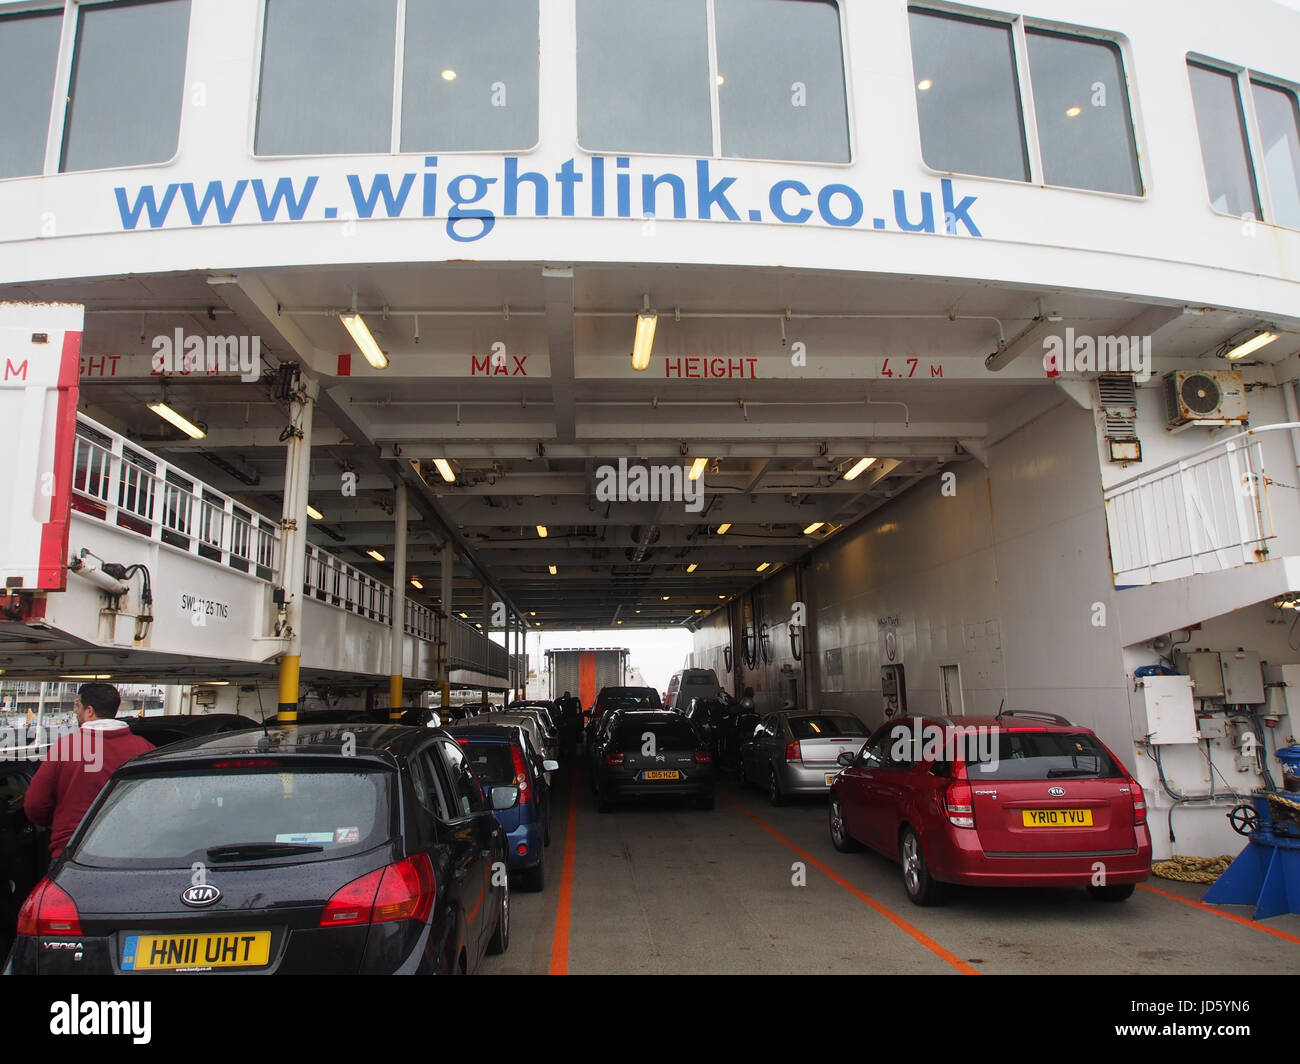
24;683;155;860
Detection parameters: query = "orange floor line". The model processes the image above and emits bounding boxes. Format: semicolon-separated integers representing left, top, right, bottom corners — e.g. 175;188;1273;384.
548;763;581;974
1137;881;1300;945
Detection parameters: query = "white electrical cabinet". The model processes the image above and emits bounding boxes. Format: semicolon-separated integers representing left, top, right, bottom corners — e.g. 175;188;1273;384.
1135;675;1199;744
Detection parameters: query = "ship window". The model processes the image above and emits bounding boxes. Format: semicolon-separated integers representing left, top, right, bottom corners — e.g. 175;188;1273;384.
256;0;397;156
400;0;539;152
0;9;62;179
256;0;539;156
577;0;849;163
1025;30;1141;196
908;8;1143;196
1188;62;1263;221
60;0;191;173
1251;80;1300;230
907;9;1028;181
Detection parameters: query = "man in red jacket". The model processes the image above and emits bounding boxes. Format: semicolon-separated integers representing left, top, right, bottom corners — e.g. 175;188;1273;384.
24;683;154;860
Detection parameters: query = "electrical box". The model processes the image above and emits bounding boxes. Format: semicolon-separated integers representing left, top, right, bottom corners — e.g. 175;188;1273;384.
1221;650;1265;704
1136;675;1199;744
1197;715;1227;739
1173;650;1225;699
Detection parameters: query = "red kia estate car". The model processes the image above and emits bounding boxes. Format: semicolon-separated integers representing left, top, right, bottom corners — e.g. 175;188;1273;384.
828;711;1151;905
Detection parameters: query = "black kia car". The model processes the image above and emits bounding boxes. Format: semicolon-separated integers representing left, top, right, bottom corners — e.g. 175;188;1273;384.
4;724;512;975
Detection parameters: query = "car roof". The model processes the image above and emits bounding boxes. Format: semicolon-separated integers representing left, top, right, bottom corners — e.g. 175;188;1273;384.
446;724;524;743
888;713;1086;733
124;723;441;767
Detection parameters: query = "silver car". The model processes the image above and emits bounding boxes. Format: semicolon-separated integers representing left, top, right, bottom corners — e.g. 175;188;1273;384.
739;711;869;805
477;711;559;775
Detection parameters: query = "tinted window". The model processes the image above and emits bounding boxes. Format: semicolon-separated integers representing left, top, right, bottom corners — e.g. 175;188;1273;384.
0;10;62;179
613;719;697;748
908;9;1028;181
256;0;396;155
459;742;516;786
715;0;848;161
61;0;191;172
1189;62;1261;219
577;0;712;156
967;731;1123;781
1026;30;1141;195
788;715;867;740
401;0;538;151
440;741;487;817
74;768;390;867
1252;80;1300;229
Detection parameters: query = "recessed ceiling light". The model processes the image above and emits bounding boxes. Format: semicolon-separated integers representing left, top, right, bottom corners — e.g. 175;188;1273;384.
689;457;708;481
441;69;457;81
536;525;548;538
686;563;698;573
306;504;323;520
433;458;456;483
548;565;557;575
367;549;385;562
410;577;423;589
662;595;670;601
1065;106;1082;118
756;562;770;572
842;457;876;481
715;523;731;535
917;78;933;91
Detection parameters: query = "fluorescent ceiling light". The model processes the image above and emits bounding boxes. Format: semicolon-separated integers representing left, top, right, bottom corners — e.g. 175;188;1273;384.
433;458;456;483
985;313;1062;372
367;549;385;562
632;309;658;371
686;563;698;573
548;565;557;575
197;681;230;686
410;577;423;589
756;562;771;572
536;525;548;538
1224;327;1279;361
842;457;876;481
61;673;111;680
689;457;708;481
715;522;731;535
694;609;704;614
718;594;726;599
339;312;389;369
803;521;825;535
306;504;323;521
148;402;205;439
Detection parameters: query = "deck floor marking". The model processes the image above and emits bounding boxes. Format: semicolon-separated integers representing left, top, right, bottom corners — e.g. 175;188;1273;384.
548;761;581;974
721;792;979;974
1137;881;1300;946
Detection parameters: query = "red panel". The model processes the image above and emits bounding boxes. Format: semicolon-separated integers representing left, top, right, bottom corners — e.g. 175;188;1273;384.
37;330;81;590
579;651;596;711
337;352;351;377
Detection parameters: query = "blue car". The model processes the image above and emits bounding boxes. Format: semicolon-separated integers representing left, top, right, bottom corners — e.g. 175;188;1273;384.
450;725;556;892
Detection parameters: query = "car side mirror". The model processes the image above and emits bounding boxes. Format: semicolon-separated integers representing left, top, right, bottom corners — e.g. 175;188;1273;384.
542;759;559;773
837;751;854;767
490;785;520;810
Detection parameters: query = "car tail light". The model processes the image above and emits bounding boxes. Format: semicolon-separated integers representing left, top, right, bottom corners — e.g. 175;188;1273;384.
320;853;435;927
16;878;82;936
1129;779;1147;826
944;780;976;829
604;751;625;766
512;744;531;804
695;749;712;764
784;741;802;763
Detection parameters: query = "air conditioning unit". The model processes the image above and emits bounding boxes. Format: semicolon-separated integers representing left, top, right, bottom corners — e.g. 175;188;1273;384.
1163;370;1247;427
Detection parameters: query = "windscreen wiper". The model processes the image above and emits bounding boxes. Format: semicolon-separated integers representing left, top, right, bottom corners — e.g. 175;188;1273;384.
1046;768;1098;778
206;842;324;862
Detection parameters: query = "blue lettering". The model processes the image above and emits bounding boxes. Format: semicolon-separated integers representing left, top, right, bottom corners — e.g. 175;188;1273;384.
114;184;180;230
941;179;981;237
251;176;317;222
446;173;497;243
555;158;583;217
504;157;548;217
592;157;605;217
181;180;248;225
892;188;935;233
641;173;687;220
422;156;438;217
346;172;417;219
696;161;740;221
817;183;863;228
616;157;631;219
769;180;813;224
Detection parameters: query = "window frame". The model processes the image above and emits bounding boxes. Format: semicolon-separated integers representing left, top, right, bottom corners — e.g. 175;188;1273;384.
1187;53;1300;230
249;0;541;160
572;0;855;166
0;0;190;181
906;2;1146;199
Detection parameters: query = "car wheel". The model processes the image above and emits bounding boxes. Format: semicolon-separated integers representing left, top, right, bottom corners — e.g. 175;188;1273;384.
520;855;545;893
829;795;861;852
486;872;510;954
1087;883;1135;902
899;826;943;906
767;766;785;807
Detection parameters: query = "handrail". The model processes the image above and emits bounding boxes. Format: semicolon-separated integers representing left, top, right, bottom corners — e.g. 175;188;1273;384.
1104;422;1300;496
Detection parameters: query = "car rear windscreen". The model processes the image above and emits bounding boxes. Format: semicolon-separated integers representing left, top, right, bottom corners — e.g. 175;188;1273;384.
613;719;697;749
789;715;867;739
72;767;391;868
966;731;1124;781
606;691;661;710
460;743;517;786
